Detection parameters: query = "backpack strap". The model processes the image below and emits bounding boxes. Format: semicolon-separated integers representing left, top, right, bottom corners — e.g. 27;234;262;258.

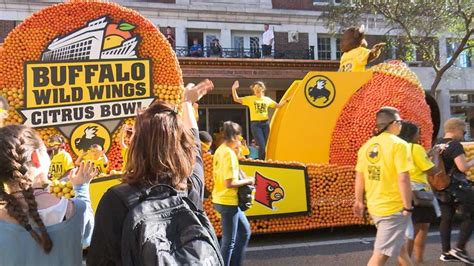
111;183;186;210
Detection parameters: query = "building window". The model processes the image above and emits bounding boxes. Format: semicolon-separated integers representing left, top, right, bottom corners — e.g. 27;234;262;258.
447;40;473;68
317;37;331;60
335;38;342;60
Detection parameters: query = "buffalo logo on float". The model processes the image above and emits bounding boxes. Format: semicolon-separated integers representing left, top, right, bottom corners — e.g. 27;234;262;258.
304;75;336;108
19;16;154;156
254;172;285;210
71;123;111;155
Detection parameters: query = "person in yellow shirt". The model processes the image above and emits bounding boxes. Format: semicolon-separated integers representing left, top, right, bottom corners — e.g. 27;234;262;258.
212;121;254;266
399;121;440;264
354;106;413;266
120;124;133;173
47;135;75;180
232;80;290;160
0;96;9;128
339;25;385;72
75;144;109;174
199;131;213;154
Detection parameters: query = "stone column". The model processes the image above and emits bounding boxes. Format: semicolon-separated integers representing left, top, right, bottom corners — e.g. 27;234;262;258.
437;35;450;136
220;29;232;49
308;32;317;60
175;25;187;48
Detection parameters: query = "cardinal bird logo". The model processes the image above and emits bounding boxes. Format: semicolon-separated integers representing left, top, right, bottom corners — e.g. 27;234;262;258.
254;172;285;210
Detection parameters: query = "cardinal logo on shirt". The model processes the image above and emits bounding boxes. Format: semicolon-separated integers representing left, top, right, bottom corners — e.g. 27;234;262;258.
304;75;336;108
254;172;285;210
366;143;381;164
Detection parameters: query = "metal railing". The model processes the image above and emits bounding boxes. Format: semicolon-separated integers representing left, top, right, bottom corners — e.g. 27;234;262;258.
174;46;315;60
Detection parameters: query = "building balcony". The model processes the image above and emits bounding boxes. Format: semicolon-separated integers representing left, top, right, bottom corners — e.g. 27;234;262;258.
175;46;315;60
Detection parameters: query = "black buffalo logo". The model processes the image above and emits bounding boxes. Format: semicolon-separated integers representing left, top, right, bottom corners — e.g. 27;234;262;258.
308;79;331;103
74;126;105;152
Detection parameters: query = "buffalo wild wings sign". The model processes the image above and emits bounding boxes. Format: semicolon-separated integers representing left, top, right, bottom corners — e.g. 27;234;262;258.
19;16;154;156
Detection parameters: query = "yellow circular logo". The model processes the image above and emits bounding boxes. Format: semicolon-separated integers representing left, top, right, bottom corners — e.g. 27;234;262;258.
70;123;111;157
366;143;381;164
304;75;336;108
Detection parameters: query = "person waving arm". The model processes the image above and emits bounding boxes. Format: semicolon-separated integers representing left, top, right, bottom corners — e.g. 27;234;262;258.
231;80;243;104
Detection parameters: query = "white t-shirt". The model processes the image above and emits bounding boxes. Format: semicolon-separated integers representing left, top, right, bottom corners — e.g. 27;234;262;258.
262;29;274;46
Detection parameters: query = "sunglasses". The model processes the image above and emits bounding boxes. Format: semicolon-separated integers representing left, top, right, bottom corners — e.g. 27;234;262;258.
390;119;403;125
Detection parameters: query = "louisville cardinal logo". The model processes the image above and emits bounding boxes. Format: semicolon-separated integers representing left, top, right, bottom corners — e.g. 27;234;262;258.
255;172;285;209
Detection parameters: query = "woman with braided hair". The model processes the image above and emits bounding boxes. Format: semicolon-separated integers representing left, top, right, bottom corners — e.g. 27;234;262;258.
0;125;96;265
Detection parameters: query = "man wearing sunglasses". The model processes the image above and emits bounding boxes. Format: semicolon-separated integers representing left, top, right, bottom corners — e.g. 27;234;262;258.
0;96;9;128
354;106;413;266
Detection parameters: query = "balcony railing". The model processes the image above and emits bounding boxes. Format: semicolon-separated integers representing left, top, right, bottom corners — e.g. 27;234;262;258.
175;46;315;60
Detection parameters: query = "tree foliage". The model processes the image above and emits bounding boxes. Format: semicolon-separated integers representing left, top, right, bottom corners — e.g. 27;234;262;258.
320;0;474;96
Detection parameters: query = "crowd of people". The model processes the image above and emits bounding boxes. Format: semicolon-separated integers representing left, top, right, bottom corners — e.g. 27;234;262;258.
354;107;474;265
1;79;474;266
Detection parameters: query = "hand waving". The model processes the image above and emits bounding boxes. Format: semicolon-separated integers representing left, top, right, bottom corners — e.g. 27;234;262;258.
70;161;98;186
184;79;214;103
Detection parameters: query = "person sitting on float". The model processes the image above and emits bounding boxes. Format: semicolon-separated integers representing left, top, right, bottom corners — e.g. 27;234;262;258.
47;135;75;181
231;80;290;160
75;144;109;175
339;25;385;72
119;124;134;173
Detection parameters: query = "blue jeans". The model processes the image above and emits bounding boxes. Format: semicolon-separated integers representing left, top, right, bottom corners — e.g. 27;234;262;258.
214;204;251;266
251;120;269;160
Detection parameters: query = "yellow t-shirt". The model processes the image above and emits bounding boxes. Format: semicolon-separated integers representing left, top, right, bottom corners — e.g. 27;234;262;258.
241;95;277;121
49;150;74;180
212;144;240;206
83;154;108;174
356;132;413;217
121;146;129;172
409;143;434;185
339;46;371;72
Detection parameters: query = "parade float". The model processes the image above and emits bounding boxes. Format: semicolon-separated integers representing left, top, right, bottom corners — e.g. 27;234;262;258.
1;0;466;236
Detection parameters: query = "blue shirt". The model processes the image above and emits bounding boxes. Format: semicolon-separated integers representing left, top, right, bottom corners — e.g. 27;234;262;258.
249;146;259;159
190;44;202;52
0;184;94;266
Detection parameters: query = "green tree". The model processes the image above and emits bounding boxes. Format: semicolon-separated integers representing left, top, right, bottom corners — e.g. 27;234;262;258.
320;0;473;97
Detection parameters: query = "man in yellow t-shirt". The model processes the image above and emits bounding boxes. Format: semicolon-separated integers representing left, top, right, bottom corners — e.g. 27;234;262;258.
76;144;109;174
354;106;413;266
231;80;290;160
48;135;74;180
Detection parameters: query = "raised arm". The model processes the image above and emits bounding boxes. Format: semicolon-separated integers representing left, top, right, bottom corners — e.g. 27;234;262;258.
182;80;214;209
275;97;291;108
231;80;243;104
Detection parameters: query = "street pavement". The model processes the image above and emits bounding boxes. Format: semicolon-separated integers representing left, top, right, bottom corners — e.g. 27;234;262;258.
245;225;473;266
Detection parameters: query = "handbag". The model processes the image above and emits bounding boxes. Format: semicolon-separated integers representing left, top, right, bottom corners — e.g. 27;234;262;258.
412;190;434;207
427;144;451;191
237;170;255;211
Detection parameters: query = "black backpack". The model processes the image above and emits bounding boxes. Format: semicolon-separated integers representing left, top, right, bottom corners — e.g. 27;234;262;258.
113;183;224;266
237;170;255;211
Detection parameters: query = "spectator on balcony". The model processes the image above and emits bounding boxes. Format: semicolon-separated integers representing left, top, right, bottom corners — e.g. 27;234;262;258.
165;26;175;48
189;38;203;57
262;24;274;58
210;38;223;57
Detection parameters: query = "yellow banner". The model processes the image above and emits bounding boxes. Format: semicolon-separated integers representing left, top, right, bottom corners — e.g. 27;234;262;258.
240;161;310;218
25;59;151;108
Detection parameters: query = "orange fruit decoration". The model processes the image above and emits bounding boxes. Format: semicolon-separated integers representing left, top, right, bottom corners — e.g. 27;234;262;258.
329;61;433;166
0;0;183;171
